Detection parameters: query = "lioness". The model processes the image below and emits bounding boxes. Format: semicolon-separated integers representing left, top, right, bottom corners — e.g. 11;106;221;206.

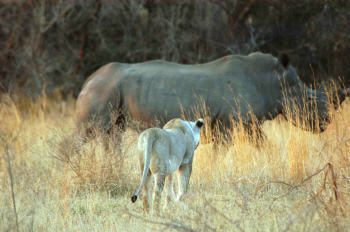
131;118;204;214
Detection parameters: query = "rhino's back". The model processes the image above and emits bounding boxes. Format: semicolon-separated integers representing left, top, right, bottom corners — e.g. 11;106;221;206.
118;53;279;124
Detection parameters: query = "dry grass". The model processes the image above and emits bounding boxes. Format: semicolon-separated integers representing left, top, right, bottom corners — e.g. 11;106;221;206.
1;92;349;231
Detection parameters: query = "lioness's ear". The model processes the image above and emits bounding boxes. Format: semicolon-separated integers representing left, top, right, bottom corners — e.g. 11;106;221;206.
195;119;204;128
278;52;290;69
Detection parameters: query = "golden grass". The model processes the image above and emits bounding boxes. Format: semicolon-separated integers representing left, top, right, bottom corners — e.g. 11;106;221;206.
0;92;349;231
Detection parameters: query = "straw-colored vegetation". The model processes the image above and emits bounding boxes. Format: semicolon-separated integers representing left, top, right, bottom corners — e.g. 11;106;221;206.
1;92;349;231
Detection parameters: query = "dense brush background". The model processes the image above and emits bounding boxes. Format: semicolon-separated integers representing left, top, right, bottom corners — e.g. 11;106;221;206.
1;0;350;96
1;0;350;231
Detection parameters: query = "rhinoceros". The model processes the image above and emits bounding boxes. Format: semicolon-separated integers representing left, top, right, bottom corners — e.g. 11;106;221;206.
75;52;349;139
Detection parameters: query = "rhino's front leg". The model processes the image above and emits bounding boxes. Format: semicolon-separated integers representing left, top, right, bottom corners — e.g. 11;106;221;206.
244;122;267;145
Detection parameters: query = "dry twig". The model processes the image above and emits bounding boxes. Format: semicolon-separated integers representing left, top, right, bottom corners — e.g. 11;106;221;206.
226;163;339;208
5;143;19;232
126;212;196;232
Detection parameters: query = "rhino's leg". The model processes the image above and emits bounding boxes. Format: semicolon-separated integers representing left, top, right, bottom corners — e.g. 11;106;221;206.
203;119;226;150
164;174;176;209
102;111;127;152
244;122;267;147
108;112;127;133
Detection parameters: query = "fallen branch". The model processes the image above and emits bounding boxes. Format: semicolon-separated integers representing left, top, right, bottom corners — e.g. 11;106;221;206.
126;212;195;232
202;198;244;232
5;142;19;232
226;163;339;208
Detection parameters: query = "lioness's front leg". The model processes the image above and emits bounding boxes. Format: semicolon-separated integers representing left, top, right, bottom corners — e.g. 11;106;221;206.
177;162;193;202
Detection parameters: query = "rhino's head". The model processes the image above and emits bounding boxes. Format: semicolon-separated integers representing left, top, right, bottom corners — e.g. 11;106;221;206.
276;53;349;132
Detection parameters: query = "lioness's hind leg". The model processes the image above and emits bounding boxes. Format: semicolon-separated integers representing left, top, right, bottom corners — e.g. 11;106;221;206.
164;174;176;209
141;169;152;214
153;172;166;215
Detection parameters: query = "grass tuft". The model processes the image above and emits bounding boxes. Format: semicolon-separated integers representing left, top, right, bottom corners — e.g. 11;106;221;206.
0;91;349;231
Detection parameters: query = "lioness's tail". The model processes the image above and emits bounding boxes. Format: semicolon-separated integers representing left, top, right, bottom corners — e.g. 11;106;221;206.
131;130;156;203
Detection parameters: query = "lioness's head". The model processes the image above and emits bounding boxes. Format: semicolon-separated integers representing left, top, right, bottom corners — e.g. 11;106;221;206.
164;118;204;148
188;119;204;149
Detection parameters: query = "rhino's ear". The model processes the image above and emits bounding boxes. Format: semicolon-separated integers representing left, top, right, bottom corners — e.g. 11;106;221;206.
195;119;204;129
317;83;326;93
278;52;291;69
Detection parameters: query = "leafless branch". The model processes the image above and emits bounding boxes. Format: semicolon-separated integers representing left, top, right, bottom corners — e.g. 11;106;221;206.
40;5;74;35
226;163;340;209
73;0;102;76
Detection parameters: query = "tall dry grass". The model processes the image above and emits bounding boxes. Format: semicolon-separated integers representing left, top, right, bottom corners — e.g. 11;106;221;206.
0;91;349;231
